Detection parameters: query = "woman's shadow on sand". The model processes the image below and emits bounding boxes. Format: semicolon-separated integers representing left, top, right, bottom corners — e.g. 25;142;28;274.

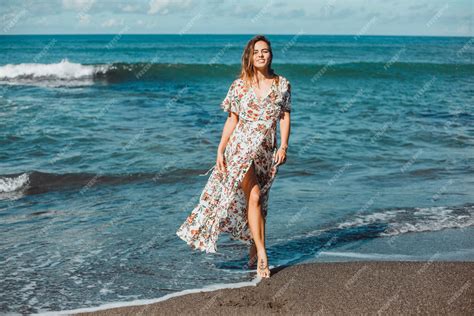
215;222;389;277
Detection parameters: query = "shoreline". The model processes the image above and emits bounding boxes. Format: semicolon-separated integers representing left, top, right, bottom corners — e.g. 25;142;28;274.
41;260;473;315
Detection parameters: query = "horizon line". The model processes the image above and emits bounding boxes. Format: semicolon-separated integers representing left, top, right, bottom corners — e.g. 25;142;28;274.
0;33;471;38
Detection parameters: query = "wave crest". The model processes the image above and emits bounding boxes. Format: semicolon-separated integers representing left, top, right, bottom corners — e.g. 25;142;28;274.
1;59;473;87
337;204;474;236
0;173;29;193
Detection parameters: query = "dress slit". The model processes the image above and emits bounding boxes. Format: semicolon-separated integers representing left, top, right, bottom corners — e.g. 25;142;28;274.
217;155;258;243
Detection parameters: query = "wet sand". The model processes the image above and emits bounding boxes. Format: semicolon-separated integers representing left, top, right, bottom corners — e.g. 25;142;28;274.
75;261;473;315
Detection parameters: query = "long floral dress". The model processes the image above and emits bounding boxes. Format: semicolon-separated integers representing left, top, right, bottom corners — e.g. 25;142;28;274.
176;75;292;253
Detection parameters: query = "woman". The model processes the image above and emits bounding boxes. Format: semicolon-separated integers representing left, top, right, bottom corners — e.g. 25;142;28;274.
176;35;291;278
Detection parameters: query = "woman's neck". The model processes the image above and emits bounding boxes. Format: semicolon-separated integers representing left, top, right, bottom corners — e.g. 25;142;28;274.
253;68;273;82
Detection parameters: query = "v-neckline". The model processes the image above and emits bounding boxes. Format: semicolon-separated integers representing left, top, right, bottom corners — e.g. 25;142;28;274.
250;76;277;103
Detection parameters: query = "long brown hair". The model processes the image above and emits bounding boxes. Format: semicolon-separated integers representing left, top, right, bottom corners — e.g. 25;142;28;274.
239;35;279;88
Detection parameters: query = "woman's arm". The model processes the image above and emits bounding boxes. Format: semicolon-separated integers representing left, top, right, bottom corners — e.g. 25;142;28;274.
217;79;241;172
275;79;292;165
216;112;239;173
279;111;290;151
217;112;239;155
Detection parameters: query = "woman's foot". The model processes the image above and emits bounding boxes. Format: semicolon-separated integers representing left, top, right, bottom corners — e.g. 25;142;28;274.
247;243;257;268
257;251;270;278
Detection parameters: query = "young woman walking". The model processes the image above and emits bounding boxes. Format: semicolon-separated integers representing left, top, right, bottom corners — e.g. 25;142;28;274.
177;35;292;278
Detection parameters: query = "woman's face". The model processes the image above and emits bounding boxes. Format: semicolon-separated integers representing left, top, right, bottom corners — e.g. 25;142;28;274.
252;40;272;71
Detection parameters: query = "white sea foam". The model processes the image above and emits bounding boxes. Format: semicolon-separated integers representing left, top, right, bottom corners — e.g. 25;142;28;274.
0;59;110;87
0;173;29;193
318;248;474;261
0;58;107;80
33;276;261;315
336;205;474;236
318;251;416;260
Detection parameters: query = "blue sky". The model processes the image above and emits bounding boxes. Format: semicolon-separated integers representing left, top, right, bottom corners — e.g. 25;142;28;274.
1;0;472;36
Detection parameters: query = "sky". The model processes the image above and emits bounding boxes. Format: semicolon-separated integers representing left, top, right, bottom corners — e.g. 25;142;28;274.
0;0;472;36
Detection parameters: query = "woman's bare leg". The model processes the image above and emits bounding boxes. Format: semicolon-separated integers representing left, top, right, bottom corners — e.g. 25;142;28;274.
248;241;257;267
241;162;270;278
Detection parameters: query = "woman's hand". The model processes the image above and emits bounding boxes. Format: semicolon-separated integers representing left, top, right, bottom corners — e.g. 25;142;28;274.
274;146;288;166
216;151;227;174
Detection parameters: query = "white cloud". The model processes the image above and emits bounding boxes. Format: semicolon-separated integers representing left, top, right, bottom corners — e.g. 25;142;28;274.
37;16;49;26
101;18;124;27
2;0;471;36
79;14;91;25
148;0;192;15
120;4;141;13
62;0;96;11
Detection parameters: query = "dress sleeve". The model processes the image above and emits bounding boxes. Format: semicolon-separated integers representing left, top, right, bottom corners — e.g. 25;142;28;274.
281;79;292;113
220;80;240;114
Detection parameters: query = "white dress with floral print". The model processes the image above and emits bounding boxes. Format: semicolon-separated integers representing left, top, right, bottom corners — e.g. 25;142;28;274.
176;75;292;253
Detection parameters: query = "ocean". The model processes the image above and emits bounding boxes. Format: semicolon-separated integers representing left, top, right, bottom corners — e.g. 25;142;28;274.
0;34;473;314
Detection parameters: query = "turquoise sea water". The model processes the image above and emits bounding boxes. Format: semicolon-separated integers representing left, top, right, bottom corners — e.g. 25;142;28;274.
0;34;473;314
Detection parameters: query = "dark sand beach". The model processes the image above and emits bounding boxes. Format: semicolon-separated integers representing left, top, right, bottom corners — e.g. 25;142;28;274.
75;261;473;315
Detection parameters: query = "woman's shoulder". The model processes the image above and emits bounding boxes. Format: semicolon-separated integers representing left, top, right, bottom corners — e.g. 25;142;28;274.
234;77;244;85
278;74;289;83
276;74;290;90
230;77;244;90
